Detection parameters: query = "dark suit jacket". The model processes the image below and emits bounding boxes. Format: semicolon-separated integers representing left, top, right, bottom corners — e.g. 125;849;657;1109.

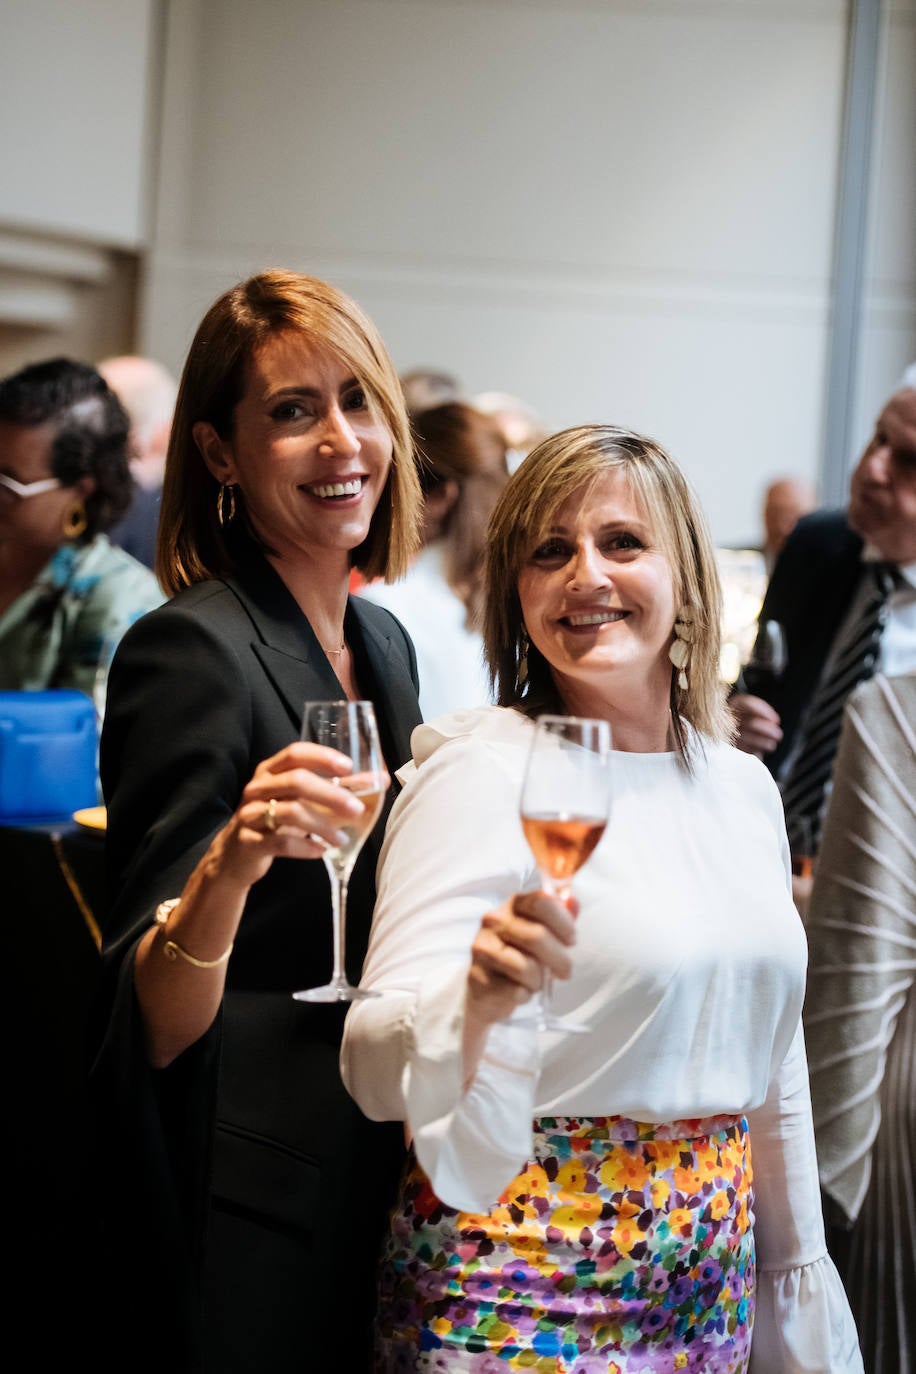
106;480;161;570
746;510;865;777
89;535;422;1372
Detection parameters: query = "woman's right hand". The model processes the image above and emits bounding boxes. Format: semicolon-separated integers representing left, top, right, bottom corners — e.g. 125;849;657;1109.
466;890;577;1028
460;890;577;1086
136;740;384;1068
205;739;382;891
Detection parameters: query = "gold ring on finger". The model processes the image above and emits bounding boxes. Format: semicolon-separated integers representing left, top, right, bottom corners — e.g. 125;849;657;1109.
262;798;278;833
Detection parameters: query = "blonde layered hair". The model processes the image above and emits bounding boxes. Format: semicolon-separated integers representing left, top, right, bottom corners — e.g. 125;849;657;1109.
483;425;734;760
157;270;421;594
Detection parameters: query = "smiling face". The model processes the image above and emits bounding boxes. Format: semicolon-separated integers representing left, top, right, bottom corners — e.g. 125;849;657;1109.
194;330;394;569
847;388;916;563
516;469;677;719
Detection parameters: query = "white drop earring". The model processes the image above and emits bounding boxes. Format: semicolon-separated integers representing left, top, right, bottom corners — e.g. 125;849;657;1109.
669;605;698;691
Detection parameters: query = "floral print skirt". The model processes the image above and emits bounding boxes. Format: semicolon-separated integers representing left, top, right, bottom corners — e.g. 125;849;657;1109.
374;1115;754;1373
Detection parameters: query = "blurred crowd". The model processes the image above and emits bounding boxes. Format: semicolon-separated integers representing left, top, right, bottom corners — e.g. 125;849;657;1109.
2;305;914;1374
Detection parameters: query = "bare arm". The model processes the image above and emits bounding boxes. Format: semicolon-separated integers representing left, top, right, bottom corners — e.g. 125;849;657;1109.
135;740;377;1067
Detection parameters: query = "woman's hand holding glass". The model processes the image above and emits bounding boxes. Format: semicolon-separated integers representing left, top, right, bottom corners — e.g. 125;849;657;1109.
516;714;611;1031
464;713;610;1054
137;737;377;1068
294;701;388;1002
209;739;378;892
466;888;578;1028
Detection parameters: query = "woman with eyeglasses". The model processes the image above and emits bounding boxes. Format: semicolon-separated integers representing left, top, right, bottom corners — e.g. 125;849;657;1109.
0;357;163;693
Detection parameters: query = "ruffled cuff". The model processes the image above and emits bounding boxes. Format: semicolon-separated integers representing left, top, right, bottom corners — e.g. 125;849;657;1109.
405;970;542;1213
750;1252;864;1373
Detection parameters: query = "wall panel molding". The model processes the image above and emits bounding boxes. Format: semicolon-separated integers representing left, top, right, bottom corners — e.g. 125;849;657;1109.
365;0;848;19
146;246;836;323
0;230;111;285
0;229;116;329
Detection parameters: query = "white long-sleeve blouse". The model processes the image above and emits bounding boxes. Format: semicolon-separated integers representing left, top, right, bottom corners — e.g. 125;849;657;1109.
341;705;863;1373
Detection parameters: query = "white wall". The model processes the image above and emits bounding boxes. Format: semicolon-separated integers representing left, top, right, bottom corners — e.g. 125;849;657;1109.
0;0;157;246
2;0;912;545
142;0;863;546
853;0;916;464
0;0;158;361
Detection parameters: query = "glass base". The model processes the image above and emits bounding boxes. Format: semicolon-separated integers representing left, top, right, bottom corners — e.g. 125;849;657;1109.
292;981;381;1003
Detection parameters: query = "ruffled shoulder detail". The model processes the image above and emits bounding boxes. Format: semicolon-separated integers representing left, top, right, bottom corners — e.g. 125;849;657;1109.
396;705;528;783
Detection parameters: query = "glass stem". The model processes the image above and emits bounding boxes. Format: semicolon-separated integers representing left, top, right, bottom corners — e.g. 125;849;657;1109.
538;877;573;1021
322;857;351;989
329;864;350;987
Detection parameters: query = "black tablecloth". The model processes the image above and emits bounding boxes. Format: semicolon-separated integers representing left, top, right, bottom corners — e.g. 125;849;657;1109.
5;818;106;1350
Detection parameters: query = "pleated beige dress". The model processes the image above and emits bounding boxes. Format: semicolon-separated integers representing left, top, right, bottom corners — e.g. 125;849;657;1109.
804;672;916;1373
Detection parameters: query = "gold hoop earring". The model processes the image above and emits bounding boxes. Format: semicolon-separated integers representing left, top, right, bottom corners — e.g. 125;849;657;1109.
62;502;88;540
217;483;237;526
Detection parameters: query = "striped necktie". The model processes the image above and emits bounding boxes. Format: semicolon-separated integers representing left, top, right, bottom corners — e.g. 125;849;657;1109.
780;561;897;855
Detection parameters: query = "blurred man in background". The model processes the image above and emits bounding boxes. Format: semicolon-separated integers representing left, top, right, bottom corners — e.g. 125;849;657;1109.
761;474;816;572
400;367;463;417
100;355;177;570
732;381;916;865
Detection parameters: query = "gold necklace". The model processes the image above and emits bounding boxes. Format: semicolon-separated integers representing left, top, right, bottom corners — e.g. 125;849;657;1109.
321;641;347;656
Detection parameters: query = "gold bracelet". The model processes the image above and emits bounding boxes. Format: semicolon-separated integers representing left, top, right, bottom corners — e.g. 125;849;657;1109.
154;899;234;969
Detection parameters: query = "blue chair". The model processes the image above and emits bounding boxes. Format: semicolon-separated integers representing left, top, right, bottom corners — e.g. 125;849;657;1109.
0;689;98;821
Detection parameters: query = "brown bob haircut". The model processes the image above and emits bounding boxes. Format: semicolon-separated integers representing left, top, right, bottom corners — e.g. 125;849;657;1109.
483;424;734;762
157;269;421;594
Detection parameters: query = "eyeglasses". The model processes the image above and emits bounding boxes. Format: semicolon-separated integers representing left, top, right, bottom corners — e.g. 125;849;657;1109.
0;473;63;499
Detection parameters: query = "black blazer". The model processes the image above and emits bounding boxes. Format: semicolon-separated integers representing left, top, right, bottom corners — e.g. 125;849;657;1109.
747;510;865;777
90;537;422;1373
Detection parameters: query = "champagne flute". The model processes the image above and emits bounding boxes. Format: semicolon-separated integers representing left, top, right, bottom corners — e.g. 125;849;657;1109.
741;619;787;698
293;700;386;1003
517;714;612;1034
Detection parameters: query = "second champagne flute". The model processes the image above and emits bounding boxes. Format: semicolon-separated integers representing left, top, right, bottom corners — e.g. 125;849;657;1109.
741;619;787;697
293;700;385;1003
518;713;612;1034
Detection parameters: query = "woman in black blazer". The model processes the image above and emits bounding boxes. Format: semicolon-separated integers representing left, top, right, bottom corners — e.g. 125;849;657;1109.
89;271;423;1372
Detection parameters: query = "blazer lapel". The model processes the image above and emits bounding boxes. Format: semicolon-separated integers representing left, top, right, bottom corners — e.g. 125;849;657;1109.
222;546;421;757
254;642;341;732
224;556;341;731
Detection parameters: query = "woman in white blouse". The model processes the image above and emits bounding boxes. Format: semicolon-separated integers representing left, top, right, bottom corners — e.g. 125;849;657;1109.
342;425;863;1373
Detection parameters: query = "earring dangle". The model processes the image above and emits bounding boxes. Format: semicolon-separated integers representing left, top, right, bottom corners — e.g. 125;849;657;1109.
669;605;698;691
217;483;237;526
62;502;88;540
517;630;529;688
